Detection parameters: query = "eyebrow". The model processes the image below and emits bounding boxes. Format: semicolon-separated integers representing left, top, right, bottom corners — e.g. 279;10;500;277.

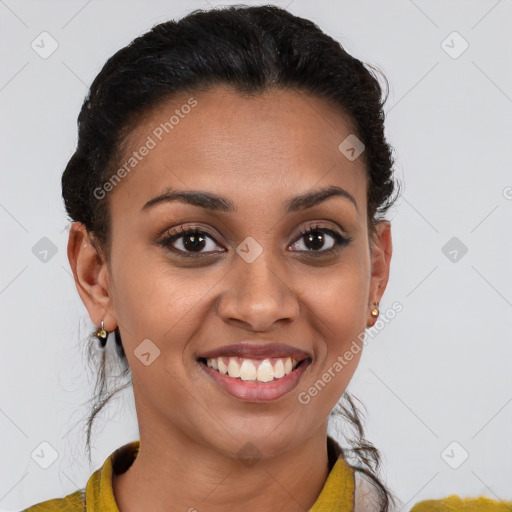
141;184;358;214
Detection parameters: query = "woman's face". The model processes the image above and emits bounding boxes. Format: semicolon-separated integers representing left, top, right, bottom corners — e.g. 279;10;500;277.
72;85;391;457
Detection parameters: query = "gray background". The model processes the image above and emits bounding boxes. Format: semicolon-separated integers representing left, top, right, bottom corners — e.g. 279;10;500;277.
1;0;511;510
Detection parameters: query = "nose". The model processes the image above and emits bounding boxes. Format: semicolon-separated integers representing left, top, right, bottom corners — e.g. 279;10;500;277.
216;249;300;331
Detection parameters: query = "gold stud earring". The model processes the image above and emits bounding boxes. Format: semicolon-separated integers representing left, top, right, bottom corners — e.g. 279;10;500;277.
370;302;380;317
93;320;108;348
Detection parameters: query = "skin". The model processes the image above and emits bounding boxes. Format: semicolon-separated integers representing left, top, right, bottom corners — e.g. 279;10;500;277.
68;85;392;512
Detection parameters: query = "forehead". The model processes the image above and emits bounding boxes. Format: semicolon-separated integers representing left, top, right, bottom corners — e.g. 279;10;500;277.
110;85;367;215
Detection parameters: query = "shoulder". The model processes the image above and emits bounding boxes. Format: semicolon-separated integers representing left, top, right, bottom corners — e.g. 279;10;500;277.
20;440;139;512
410;494;512;511
20;489;85;512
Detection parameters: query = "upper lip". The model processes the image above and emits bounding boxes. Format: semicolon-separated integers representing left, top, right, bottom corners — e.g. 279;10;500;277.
197;342;312;361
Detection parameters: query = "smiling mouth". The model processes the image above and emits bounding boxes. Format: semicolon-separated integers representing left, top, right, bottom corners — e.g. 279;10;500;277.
197;356;311;383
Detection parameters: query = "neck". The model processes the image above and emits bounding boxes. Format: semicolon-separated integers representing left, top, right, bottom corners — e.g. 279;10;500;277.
113;421;332;512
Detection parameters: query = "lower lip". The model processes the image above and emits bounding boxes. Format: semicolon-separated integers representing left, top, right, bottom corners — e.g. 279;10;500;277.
198;359;311;402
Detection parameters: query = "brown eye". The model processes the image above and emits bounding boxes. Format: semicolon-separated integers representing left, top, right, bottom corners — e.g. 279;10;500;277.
159;227;225;257
180;232;207;252
289;226;350;254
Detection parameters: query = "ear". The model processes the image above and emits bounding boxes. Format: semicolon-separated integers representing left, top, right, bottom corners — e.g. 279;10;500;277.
67;221;117;332
367;220;392;327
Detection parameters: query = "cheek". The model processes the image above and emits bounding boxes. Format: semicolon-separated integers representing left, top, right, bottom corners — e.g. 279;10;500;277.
311;290;366;396
110;247;223;353
302;255;370;341
298;249;369;398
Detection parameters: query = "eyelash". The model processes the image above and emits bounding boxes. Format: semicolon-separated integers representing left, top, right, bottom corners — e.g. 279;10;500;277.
157;224;351;258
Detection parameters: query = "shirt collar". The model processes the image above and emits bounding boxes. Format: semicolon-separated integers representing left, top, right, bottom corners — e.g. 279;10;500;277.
85;438;354;512
85;440;139;512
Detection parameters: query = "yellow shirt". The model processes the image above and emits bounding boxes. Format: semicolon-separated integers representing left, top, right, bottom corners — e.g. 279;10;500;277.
409;496;512;512
21;439;511;512
21;438;353;512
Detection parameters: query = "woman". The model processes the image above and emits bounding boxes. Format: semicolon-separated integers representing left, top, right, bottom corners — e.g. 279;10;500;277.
22;5;511;512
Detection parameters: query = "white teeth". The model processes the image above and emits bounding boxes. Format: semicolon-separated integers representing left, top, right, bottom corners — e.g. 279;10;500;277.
204;356;302;382
256;359;274;382
218;358;228;374
240;360;257;381
227;357;241;378
273;359;285;378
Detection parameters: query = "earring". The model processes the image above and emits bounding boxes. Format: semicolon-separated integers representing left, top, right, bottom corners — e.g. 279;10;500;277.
370;301;380;318
93;320;108;348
